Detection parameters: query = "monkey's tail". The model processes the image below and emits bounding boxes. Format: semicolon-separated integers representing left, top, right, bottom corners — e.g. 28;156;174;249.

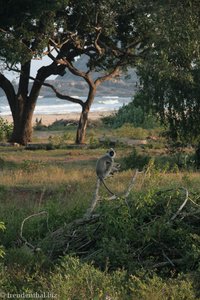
101;179;115;195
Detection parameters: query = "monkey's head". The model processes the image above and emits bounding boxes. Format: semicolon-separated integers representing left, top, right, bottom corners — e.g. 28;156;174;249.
107;148;116;158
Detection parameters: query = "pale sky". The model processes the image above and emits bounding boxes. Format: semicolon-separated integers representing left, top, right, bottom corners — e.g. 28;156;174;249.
3;55;57;82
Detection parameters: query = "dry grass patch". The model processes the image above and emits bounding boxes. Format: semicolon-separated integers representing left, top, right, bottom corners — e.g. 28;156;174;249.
0;165;95;188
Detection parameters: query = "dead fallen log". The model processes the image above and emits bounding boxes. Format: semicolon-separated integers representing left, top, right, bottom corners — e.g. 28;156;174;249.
25;143;54;150
98;137;148;146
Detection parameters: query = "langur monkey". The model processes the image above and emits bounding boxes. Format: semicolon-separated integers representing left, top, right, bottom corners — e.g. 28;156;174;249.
96;148;117;195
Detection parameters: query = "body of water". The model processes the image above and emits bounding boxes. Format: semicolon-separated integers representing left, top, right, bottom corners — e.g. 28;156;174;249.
0;95;131;116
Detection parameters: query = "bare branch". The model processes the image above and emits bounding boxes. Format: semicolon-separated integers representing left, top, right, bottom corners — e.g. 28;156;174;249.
20;211;49;250
0;28;8;33
85;169;140;216
151;259;182;269
28;73;84;106
85;179;101;217
124;169;140;198
95;65;121;87
94;27;104;56
108;169;141;201
41;80;84;106
162;250;175;267
6;63;21;74
57;58;94;87
170;188;189;221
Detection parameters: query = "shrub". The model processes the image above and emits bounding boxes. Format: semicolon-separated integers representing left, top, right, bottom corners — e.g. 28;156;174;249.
83;185;200;276
49;256;197;300
0;222;5;258
50;256;128;300
122;148;151;170
102;94;159;129
115;123;149;139
0;118;13;141
122;148;196;172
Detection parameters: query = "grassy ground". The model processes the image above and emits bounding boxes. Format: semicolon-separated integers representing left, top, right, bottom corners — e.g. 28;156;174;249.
0;121;200;299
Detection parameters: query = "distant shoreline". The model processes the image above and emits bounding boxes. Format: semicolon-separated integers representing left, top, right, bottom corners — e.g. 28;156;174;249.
1;111;114;126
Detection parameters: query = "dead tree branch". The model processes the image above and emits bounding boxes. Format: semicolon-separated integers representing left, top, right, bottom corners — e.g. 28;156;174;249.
85;179;101;217
20;211;49;251
86;169;140;215
170;188;189;221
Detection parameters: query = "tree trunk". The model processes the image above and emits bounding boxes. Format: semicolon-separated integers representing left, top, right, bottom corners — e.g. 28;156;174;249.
8;61;36;145
10;99;36;145
76;106;89;144
1;62;65;145
75;86;96;144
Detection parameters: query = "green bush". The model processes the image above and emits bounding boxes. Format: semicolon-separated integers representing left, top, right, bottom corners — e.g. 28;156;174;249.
115;123;149;139
122;148;151;170
102;94;159;129
0;118;13;141
84;185;200;277
1;255;197;300
122;148;196;172
48;256;197;300
0;222;5;258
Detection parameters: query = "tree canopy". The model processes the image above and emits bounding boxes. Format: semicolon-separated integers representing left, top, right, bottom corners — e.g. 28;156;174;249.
0;0;67;65
1;0;199;144
136;0;200;143
0;0;155;144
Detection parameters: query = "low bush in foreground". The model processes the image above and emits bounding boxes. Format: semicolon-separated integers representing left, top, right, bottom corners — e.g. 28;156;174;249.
0;118;13;142
0;255;198;300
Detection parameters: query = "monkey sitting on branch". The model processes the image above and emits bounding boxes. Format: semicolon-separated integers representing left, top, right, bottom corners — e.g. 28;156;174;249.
85;148;139;216
96;148;119;195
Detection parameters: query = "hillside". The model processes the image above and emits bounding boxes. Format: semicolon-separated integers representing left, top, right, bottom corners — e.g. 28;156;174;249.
40;55;138;97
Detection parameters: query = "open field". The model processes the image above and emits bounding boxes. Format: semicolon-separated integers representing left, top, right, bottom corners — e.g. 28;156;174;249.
0;120;200;299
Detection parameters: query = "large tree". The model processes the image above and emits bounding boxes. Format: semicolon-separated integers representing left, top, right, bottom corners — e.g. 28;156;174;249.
0;0;69;144
136;0;200;144
0;0;158;145
42;0;152;144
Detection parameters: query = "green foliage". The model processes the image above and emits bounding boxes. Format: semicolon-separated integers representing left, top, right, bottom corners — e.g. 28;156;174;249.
102;94;159;129
0;118;13;142
50;256;128;300
48;132;73;146
115;124;149;139
122;148;197;172
0;0;68;64
1;255;197;299
21;160;45;173
128;273;197;300
0;222;6;258
137;1;200;143
122;148;151;170
90;186;200;276
1;145;200;297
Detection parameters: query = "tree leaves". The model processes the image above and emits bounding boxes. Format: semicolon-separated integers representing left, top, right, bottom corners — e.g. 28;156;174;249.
136;1;200;143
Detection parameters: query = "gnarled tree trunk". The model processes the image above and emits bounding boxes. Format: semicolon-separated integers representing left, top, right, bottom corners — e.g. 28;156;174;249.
75;87;96;144
10;98;36;145
0;62;65;145
76;106;89;144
